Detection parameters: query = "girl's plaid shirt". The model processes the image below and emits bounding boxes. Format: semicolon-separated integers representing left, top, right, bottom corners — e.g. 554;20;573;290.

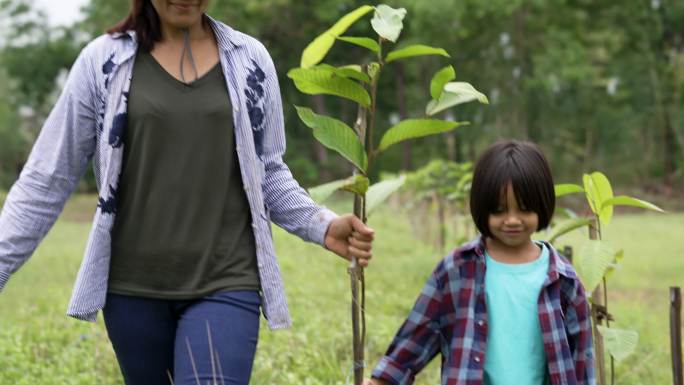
372;237;596;385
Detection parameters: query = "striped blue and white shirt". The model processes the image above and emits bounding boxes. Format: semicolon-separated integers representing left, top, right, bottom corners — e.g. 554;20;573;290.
0;15;337;330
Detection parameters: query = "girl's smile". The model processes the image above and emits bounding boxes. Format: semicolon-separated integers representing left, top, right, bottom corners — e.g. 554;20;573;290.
486;183;540;262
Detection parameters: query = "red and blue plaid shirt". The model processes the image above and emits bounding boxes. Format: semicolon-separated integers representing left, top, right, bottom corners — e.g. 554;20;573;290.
371;237;595;385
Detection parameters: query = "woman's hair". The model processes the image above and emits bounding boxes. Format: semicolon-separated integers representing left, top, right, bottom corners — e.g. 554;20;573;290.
469;140;555;238
107;0;162;52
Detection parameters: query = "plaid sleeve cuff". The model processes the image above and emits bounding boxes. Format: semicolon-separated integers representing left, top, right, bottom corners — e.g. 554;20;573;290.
0;270;10;293
306;207;338;246
372;356;414;385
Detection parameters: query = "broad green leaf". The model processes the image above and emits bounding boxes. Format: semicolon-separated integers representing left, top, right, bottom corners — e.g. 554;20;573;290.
337;36;380;53
378;119;467;152
385;44;450;63
335;66;371;83
555;183;584;197
366;176;406;215
604;249;624;280
295;106;367;171
597;326;639;362
426;82;489;116
574;240;615;294
308;175;369;203
329;6;374;36
601;196;665;213
547;218;592;243
583;172;614;225
317;64;370;83
301;5;374;68
288;67;371;107
371;4;407;43
430;65;456;100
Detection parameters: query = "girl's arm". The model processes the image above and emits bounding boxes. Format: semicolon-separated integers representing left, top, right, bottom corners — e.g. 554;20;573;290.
0;44;98;292
371;261;445;385
569;280;596;384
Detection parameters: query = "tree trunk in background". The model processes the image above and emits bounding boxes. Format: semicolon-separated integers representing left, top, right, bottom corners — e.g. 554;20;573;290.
395;62;412;170
446;132;456;162
512;5;530;139
663;105;676;192
312;95;331;180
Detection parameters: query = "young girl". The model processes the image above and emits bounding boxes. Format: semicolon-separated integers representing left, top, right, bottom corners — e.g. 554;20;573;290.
364;140;595;385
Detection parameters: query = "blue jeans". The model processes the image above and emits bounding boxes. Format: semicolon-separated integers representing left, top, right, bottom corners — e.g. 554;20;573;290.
103;290;261;385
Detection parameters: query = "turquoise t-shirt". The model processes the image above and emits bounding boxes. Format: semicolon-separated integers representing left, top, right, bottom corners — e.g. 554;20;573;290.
483;242;552;385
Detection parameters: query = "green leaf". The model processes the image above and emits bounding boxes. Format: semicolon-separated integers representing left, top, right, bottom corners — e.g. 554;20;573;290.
583;172;614;225
385;44;450;63
555;183;584;197
604;249;624;280
301;5;374;68
308;175;370;203
430;65;456;100
378;119;467;153
601;196;665;213
456;172;473;191
335;66;371;83
337;36;380;53
426;82;489;116
371;4;407;43
295;106;367;171
367;62;381;79
366;176;406;216
559;208;579;219
288;67;371;107
316;64;370;83
547;218;592;243
597;326;639;362
574;240;615;294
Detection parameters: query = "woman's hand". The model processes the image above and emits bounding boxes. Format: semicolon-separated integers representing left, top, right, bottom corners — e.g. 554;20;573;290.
324;214;375;267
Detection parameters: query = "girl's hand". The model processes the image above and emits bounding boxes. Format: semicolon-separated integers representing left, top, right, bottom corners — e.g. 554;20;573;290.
362;379;390;385
324;214;375;267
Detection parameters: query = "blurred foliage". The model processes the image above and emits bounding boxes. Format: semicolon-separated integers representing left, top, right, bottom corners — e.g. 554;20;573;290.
0;0;682;193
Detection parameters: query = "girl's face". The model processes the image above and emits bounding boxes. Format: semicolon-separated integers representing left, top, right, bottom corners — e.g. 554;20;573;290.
487;183;539;248
150;0;210;29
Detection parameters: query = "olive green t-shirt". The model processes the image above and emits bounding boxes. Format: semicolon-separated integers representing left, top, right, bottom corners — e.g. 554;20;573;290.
108;50;260;299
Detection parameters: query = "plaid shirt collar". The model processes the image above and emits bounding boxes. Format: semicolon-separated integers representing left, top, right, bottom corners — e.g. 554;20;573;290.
461;236;578;284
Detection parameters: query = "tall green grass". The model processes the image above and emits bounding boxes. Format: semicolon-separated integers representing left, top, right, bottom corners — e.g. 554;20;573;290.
0;195;681;384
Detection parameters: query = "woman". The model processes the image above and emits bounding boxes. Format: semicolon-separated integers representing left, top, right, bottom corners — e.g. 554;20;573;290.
0;1;374;384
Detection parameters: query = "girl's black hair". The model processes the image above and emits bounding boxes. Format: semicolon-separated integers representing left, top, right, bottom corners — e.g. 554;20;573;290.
469;140;555;238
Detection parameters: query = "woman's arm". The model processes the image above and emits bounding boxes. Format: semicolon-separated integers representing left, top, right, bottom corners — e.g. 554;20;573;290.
254;44;373;262
0;44;98;292
255;44;335;245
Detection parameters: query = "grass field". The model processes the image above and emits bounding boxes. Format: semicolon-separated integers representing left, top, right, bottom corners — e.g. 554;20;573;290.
0;194;682;385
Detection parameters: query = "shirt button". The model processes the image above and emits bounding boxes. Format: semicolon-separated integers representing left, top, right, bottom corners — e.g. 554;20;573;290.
477;320;485;327
474;356;481;363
